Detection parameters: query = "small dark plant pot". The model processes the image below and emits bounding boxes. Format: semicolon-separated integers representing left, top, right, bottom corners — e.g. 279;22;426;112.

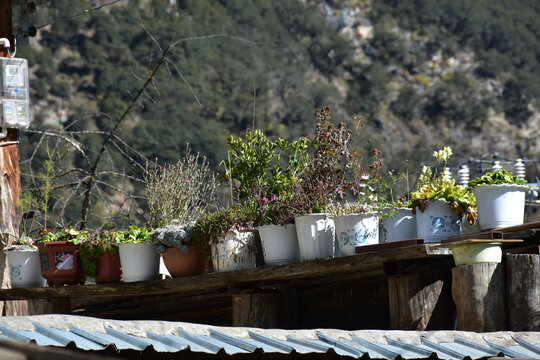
95;252;122;284
162;246;207;277
38;241;86;286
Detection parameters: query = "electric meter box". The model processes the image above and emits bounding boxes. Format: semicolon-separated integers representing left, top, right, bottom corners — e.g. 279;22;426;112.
0;57;31;129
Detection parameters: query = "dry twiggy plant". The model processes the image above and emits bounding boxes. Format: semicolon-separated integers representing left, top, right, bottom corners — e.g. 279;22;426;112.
145;148;218;227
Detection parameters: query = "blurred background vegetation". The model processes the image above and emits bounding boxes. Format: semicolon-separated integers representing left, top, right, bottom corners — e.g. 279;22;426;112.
16;0;540;229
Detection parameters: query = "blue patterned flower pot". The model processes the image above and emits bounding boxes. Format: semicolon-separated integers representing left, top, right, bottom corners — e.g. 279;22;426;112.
6;250;46;288
333;213;379;256
416;200;461;243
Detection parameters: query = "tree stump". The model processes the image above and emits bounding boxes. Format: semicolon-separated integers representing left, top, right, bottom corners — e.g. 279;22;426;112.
452;263;506;331
388;269;453;330
506;254;540;331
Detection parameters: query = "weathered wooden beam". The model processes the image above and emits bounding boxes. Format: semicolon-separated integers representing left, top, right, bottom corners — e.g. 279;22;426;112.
0;244;450;301
506;254;540;331
387;258;454;330
232;291;281;328
452;263;506;331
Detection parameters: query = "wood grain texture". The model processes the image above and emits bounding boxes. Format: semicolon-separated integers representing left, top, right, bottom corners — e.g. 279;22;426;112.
388;268;453;330
0;244;450;301
452;263;506;331
232;292;280;328
506;254;540;330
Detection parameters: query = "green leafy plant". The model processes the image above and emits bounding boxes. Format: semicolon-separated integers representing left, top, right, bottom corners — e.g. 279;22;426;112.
116;226;153;244
36;227;90;245
3;236;37;252
78;230;120;278
191;202;258;247
411;147;477;224
223;129;309;225
467;169;527;188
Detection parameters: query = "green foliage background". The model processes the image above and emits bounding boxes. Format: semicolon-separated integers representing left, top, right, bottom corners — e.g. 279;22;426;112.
16;0;540;228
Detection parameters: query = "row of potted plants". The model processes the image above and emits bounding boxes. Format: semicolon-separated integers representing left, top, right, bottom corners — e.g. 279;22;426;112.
4;107;532;286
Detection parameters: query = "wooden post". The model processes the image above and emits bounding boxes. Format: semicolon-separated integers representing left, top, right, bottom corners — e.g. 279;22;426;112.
232;291;281;328
0;0;22;316
388;268;454;330
506;254;540;331
452;263;506;331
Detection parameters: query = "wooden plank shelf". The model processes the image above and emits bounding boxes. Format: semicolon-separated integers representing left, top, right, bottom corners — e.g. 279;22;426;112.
0;243;450;301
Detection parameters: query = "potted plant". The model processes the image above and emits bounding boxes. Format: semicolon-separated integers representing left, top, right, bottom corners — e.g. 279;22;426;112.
380;195;417;242
3;236;46;288
151;222;207;277
288;107;352;260
145;148;219;276
36;228;88;286
411;147;476;242
328;201;379;256
192;202;258;272
223;129;308;265
467;169;529;230
117;226;158;282
78;230;122;284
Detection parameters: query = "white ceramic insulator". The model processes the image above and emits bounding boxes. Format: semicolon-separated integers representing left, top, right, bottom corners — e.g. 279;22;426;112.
514;159;526;180
491;161;502;172
457;165;470;187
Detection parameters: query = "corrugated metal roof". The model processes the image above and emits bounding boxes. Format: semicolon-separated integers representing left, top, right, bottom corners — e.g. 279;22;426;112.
1;315;540;358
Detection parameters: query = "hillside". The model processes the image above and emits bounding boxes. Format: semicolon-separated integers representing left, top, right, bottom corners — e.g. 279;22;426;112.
17;0;540;228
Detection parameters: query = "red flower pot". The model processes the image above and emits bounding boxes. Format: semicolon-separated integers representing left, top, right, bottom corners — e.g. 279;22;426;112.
95;252;122;284
161;246;207;277
38;241;86;286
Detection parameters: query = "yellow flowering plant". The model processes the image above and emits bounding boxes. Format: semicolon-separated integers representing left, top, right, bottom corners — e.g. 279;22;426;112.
411;147;477;224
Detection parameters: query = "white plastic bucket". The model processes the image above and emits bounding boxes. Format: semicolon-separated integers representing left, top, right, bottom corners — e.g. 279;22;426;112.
416;200;461;243
333;213;379;256
294;213;335;261
380;208;417;242
257;224;300;265
472;184;528;230
118;243;160;282
211;230;256;272
449;242;502;266
6;250;46;288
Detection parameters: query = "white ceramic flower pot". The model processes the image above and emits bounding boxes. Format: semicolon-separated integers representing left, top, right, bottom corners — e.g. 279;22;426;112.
448;242;502;266
416;200;461;243
257;224;300;265
118;243;160;282
333;213;379;256
472;184;529;230
294;213;335;261
6;250;46;288
380;208;417;242
211;230;256;272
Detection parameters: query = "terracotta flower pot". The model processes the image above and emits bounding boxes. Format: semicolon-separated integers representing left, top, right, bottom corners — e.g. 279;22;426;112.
95;252;122;284
38;241;86;286
161;246;207;277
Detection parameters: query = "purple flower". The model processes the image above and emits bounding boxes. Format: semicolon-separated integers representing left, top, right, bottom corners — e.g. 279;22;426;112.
270;195;277;202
